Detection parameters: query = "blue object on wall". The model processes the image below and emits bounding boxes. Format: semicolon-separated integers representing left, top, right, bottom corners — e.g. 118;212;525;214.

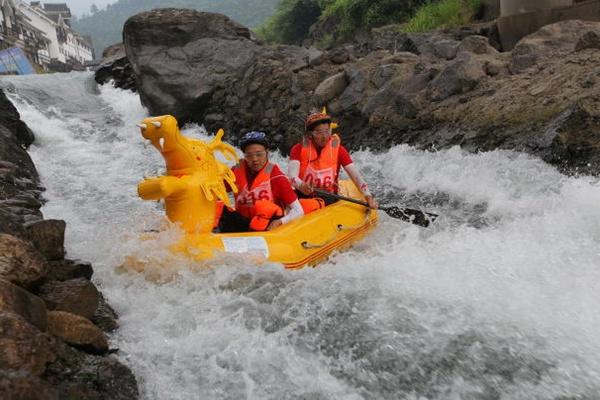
0;47;35;75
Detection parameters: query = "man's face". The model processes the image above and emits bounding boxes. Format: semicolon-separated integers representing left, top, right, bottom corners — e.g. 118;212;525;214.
243;143;268;172
310;123;331;148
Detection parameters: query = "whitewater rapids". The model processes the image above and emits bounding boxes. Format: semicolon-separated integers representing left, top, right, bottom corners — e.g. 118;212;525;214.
3;72;600;400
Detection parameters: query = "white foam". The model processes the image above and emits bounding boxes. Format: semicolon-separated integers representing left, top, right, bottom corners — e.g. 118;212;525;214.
6;72;600;399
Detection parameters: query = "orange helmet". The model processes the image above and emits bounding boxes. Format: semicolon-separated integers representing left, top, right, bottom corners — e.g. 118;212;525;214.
305;112;331;132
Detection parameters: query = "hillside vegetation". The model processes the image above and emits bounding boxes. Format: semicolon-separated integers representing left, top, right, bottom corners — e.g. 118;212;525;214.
257;0;483;46
73;0;280;56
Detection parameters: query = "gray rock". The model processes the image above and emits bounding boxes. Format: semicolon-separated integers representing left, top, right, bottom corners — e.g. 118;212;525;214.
456;35;498;55
427;53;485;101
371;64;404;89
433;39;460;60
124;9;262;120
314;72;348;103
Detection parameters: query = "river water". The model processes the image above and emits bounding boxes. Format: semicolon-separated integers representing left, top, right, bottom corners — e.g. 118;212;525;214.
3;72;600;399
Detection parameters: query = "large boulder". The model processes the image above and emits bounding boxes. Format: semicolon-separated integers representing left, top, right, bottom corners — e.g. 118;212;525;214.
123;9;261;121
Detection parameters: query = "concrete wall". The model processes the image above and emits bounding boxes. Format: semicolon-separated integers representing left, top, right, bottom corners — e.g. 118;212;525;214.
500;0;573;16
498;0;600;50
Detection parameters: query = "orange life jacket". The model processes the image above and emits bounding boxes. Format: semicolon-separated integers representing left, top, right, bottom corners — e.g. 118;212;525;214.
233;161;283;225
299;134;340;193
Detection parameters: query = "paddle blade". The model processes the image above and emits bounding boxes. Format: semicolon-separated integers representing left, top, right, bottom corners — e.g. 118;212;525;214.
381;206;438;227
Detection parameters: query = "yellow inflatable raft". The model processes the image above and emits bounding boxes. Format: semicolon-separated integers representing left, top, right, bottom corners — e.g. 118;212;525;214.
136;115;377;269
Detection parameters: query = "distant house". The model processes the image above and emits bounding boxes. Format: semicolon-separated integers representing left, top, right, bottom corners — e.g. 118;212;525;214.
0;1;94;72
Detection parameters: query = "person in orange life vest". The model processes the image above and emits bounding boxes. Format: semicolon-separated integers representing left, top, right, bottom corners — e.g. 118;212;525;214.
287;112;379;209
218;131;304;233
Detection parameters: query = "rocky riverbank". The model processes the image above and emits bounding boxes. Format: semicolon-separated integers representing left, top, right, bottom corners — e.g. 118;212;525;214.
99;9;600;175
0;90;138;399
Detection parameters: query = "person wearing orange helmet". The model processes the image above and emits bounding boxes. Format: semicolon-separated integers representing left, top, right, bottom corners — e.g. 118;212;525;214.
218;131;304;232
288;112;378;209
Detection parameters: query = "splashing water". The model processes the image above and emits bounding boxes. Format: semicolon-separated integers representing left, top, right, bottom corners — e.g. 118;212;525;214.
4;72;600;400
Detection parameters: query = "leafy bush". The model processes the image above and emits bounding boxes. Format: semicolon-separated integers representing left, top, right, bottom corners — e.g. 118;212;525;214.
256;0;322;44
402;0;483;32
257;0;431;45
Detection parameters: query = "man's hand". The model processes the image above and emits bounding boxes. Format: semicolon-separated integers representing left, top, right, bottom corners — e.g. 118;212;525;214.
267;219;283;231
297;181;313;195
366;195;379;209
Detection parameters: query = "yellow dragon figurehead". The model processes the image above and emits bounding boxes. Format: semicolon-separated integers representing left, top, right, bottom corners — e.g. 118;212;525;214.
137;115;238;233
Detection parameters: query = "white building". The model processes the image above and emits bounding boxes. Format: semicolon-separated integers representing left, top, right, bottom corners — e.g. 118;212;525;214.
2;1;94;71
16;0;60;62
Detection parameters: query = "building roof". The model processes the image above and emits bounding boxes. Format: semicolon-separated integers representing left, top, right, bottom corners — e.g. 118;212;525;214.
42;3;71;14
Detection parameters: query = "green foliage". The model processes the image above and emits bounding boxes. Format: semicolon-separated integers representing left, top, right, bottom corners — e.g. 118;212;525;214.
73;0;280;57
256;0;321;44
258;0;430;45
402;0;483;32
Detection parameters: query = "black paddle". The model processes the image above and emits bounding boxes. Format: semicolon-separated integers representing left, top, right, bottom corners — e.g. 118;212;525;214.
313;188;438;228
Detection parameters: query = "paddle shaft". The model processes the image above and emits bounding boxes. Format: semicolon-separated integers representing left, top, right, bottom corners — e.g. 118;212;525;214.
313;188;373;209
312;188;437;227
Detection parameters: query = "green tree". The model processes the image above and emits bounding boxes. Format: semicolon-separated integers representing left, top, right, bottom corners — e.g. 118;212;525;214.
257;0;322;44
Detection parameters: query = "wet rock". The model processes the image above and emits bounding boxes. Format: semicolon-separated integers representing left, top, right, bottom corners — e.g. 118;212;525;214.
0;124;37;186
38;278;99;320
91;292;119;333
314;72;348;104
0;279;47;331
575;30;600;52
47;259;93;282
45;339;139;399
24;219;66;261
0;89;35;148
427;53;485;101
0;234;49;289
0;312;55;376
0;369;59;400
47;311;108;355
548;98;600;174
